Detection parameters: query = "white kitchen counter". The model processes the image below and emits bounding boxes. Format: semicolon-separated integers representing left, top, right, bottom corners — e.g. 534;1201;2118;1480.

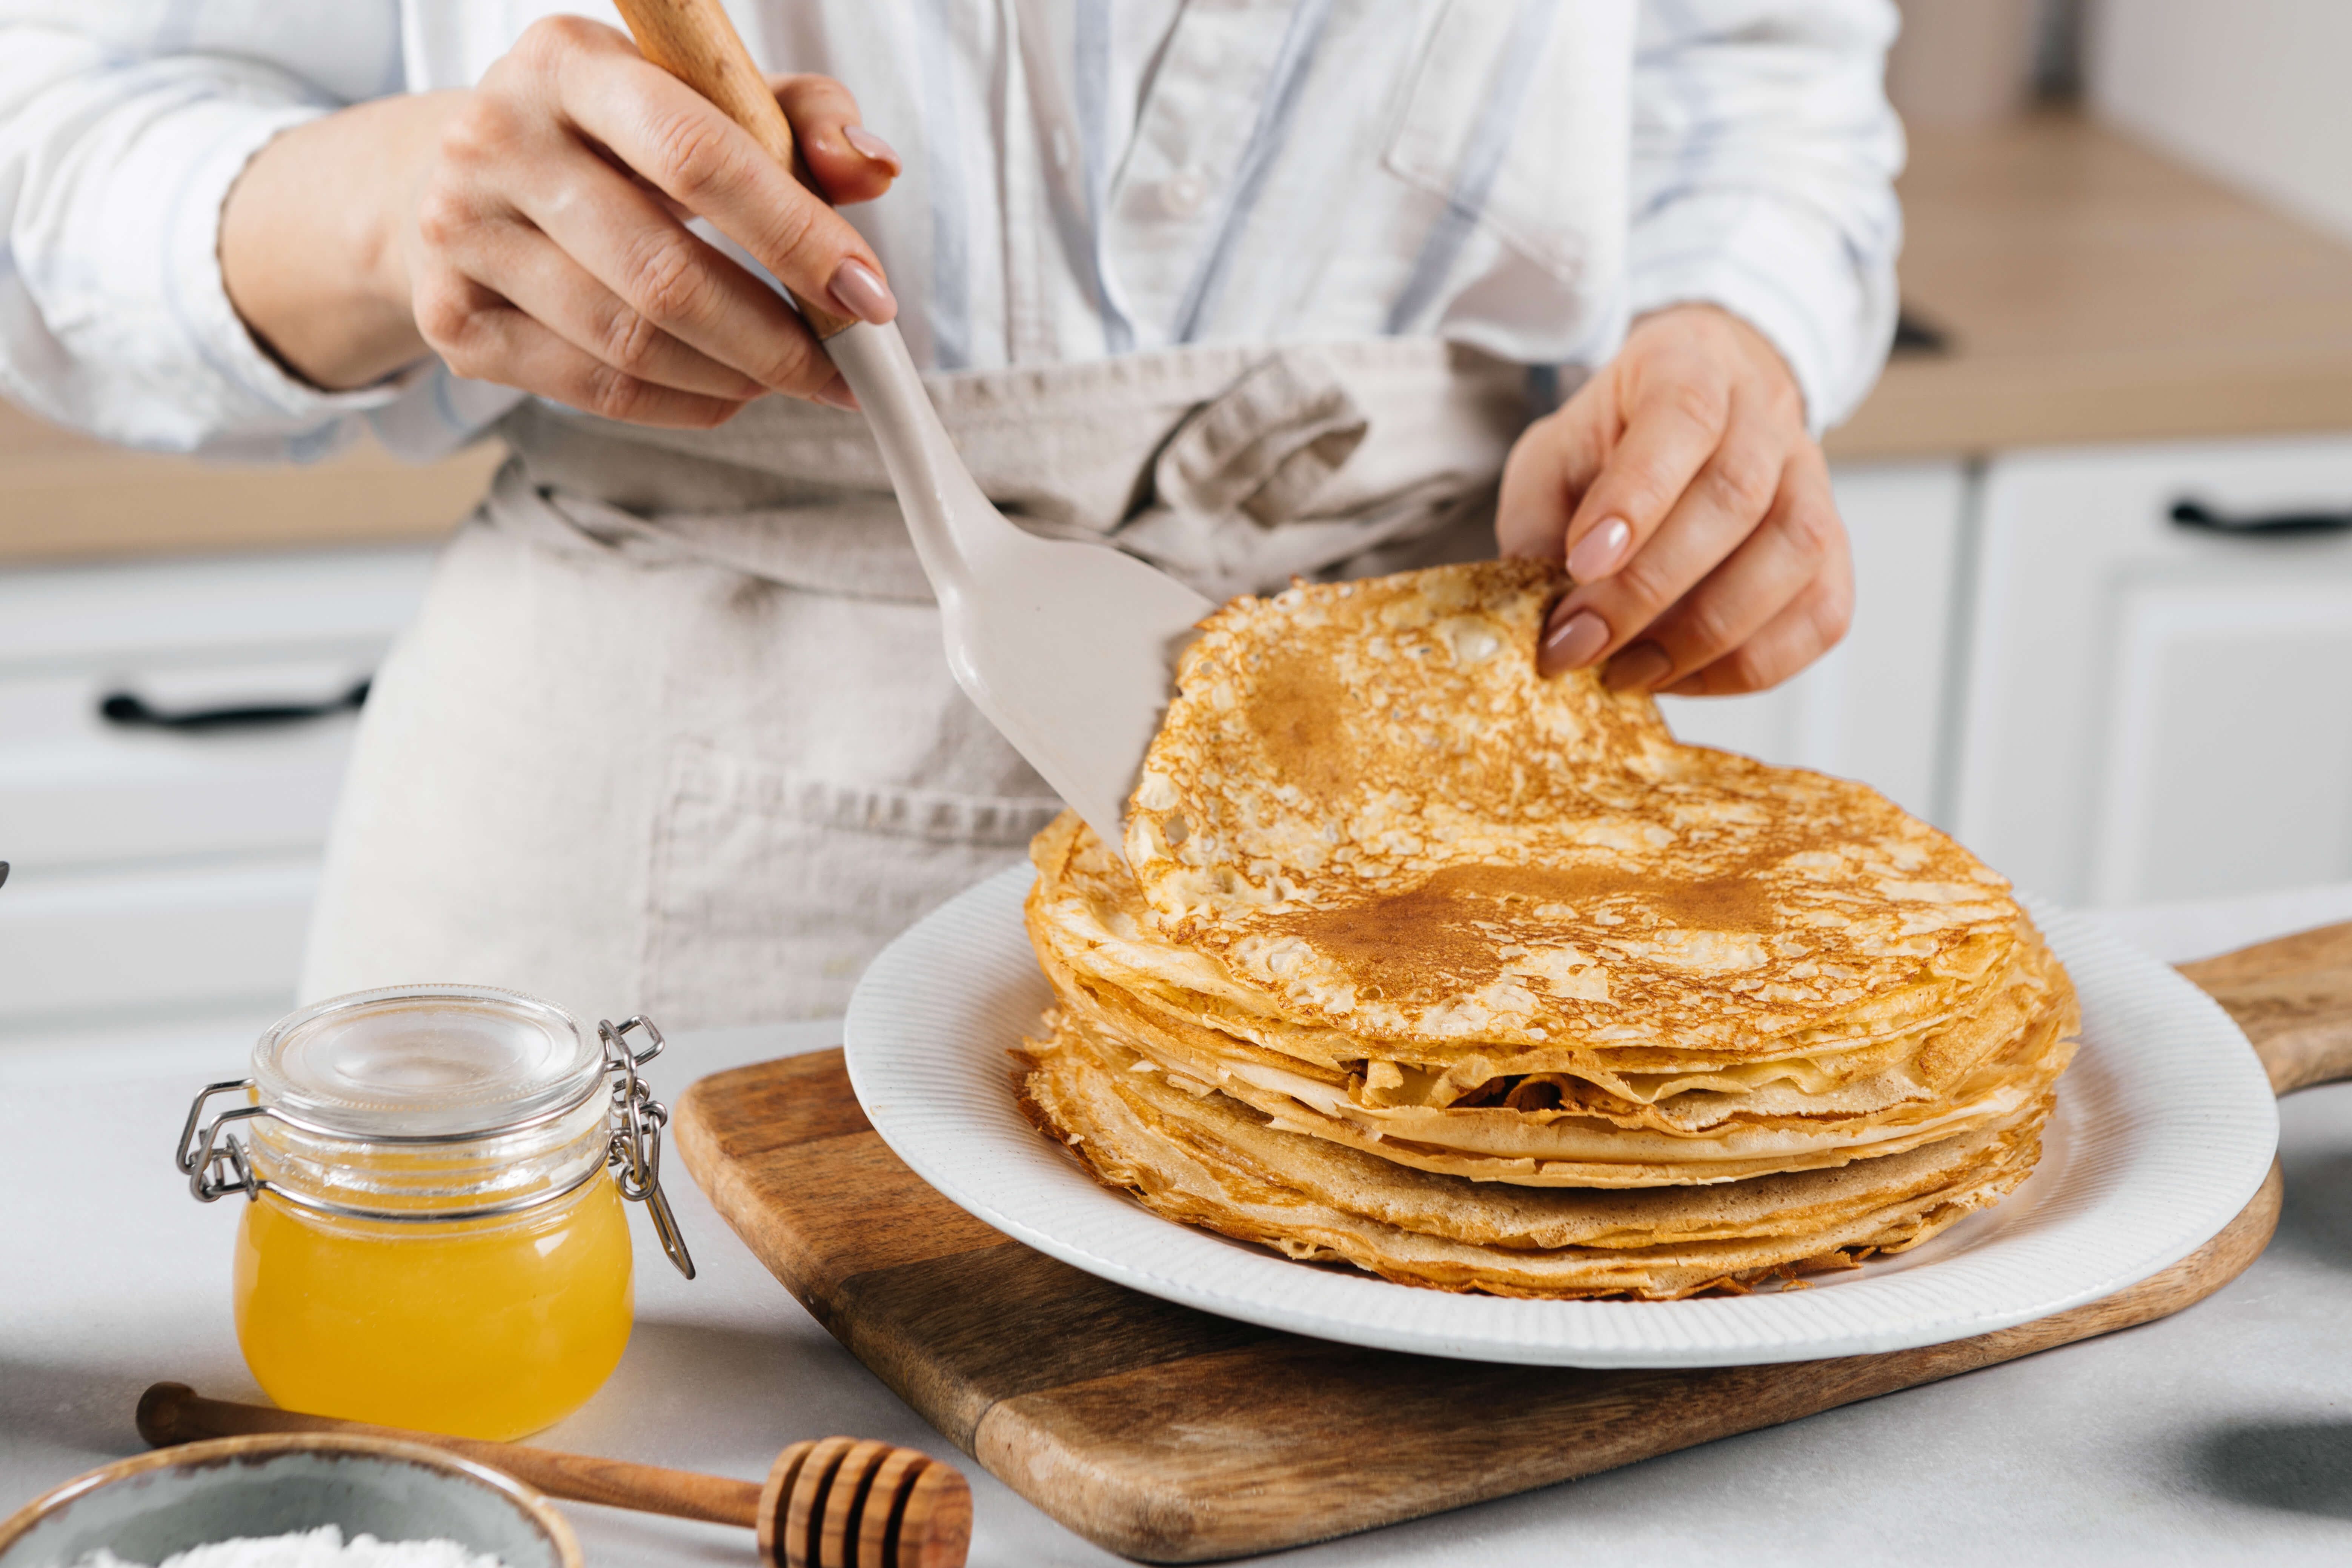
8;895;2352;1567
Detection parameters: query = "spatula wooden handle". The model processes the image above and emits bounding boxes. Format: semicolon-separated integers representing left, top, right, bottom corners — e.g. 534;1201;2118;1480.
610;0;861;340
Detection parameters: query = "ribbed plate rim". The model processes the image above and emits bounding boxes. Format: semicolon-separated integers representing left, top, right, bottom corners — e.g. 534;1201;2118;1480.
842;865;2278;1368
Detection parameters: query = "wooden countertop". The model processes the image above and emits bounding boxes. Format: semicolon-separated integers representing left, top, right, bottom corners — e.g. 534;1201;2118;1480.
7;111;2352;564
1827;111;2352;460
0;400;501;566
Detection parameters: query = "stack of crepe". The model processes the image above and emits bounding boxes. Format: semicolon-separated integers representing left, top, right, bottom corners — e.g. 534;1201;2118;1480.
1018;560;2077;1299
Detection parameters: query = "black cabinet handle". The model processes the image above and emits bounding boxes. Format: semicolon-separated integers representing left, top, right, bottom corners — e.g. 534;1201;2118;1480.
98;678;370;733
1891;307;1948;357
2171;499;2352;537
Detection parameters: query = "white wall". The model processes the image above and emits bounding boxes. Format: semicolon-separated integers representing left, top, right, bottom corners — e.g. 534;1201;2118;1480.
2088;0;2352;246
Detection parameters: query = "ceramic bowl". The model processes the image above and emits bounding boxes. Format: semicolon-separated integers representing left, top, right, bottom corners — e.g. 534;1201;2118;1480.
0;1433;580;1568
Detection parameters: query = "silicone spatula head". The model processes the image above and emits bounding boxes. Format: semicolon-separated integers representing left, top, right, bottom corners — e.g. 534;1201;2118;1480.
616;0;1214;856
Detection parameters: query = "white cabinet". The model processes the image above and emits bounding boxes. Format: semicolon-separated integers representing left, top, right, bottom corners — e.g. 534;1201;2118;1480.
1951;435;2352;905
1664;436;2352;912
2;859;323;1024
0;548;435;1037
1660;460;1968;824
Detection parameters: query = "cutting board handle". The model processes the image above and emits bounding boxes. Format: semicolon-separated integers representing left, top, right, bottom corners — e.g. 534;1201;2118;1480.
2179;919;2352;1095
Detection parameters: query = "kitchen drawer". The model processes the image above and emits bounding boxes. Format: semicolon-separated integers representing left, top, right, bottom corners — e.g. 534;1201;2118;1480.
1660;459;1967;824
0;547;433;872
0;657;373;869
0;858;317;1032
1952;434;2352;904
0;547;436;664
0;546;435;1028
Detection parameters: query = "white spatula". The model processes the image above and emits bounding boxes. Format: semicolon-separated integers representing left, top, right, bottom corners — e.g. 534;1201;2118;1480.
619;0;1214;856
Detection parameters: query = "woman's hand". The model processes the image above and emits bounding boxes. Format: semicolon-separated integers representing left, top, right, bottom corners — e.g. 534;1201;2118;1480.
1496;304;1853;695
221;15;900;426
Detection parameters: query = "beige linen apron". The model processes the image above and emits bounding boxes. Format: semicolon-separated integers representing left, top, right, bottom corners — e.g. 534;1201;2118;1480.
301;339;1532;1027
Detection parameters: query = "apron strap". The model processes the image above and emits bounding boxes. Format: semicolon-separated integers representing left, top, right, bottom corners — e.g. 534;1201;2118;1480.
488;338;1530;603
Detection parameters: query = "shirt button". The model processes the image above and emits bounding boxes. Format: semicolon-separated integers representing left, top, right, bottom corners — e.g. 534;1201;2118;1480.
1158;169;1208;218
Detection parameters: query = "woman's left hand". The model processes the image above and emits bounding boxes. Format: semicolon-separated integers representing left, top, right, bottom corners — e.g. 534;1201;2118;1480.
1496;303;1853;695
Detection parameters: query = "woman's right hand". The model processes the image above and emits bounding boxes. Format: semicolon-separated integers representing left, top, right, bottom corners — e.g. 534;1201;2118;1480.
223;15;900;426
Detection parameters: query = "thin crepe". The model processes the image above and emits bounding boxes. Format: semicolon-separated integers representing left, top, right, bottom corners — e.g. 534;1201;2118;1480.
1123;560;2026;1059
1013;560;2079;1297
1021;1011;2052;1299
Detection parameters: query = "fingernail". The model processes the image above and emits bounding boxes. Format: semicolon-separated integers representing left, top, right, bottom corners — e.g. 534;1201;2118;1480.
1603;641;1673;692
1566;517;1631;583
842;125;901;173
812;373;859;412
827;258;898;325
1539;609;1610;676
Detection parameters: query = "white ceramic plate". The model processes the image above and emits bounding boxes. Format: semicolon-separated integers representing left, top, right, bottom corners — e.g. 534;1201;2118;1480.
843;867;2278;1367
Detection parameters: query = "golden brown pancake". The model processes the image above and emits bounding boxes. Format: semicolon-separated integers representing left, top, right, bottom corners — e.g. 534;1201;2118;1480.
1019;1010;2052;1300
1030;809;2075;1184
1015;559;2078;1298
1123;560;2023;1061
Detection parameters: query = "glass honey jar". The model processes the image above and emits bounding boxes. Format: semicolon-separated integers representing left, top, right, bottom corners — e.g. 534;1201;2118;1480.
175;985;694;1441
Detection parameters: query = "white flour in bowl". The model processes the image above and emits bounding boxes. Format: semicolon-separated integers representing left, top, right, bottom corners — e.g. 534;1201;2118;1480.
65;1525;507;1568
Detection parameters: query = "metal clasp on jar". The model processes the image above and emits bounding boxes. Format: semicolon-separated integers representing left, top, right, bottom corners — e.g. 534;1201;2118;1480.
176;1080;265;1202
598;1015;696;1279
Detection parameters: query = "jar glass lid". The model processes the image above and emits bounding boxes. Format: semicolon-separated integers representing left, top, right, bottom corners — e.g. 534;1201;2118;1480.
252;984;607;1139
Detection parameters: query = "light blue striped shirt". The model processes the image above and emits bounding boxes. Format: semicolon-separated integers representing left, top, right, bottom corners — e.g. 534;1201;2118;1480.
0;0;1902;464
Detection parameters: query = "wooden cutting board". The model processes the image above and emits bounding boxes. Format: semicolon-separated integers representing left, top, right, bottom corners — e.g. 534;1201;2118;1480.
672;924;2352;1564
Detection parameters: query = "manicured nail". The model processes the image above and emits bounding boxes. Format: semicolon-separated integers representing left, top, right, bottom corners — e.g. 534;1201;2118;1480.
1603;641;1673;692
812;373;859;411
842;125;901;174
1566;517;1632;582
827;258;898;324
1539;609;1610;676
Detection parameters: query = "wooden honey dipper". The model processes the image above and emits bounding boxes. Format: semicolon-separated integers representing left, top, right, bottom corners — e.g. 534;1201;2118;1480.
137;1383;970;1568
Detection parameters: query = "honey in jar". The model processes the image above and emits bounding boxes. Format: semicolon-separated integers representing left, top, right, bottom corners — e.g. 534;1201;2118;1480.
178;985;694;1441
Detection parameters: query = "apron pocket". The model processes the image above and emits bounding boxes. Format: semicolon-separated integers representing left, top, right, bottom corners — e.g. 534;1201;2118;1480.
644;742;1064;1026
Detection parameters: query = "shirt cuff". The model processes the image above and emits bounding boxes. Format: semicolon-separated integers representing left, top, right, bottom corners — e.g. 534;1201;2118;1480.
1625;189;1898;435
163;100;409;440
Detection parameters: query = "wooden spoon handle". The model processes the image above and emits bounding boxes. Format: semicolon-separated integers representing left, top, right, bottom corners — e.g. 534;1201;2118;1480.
610;0;860;340
138;1382;762;1528
2179;919;2352;1095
